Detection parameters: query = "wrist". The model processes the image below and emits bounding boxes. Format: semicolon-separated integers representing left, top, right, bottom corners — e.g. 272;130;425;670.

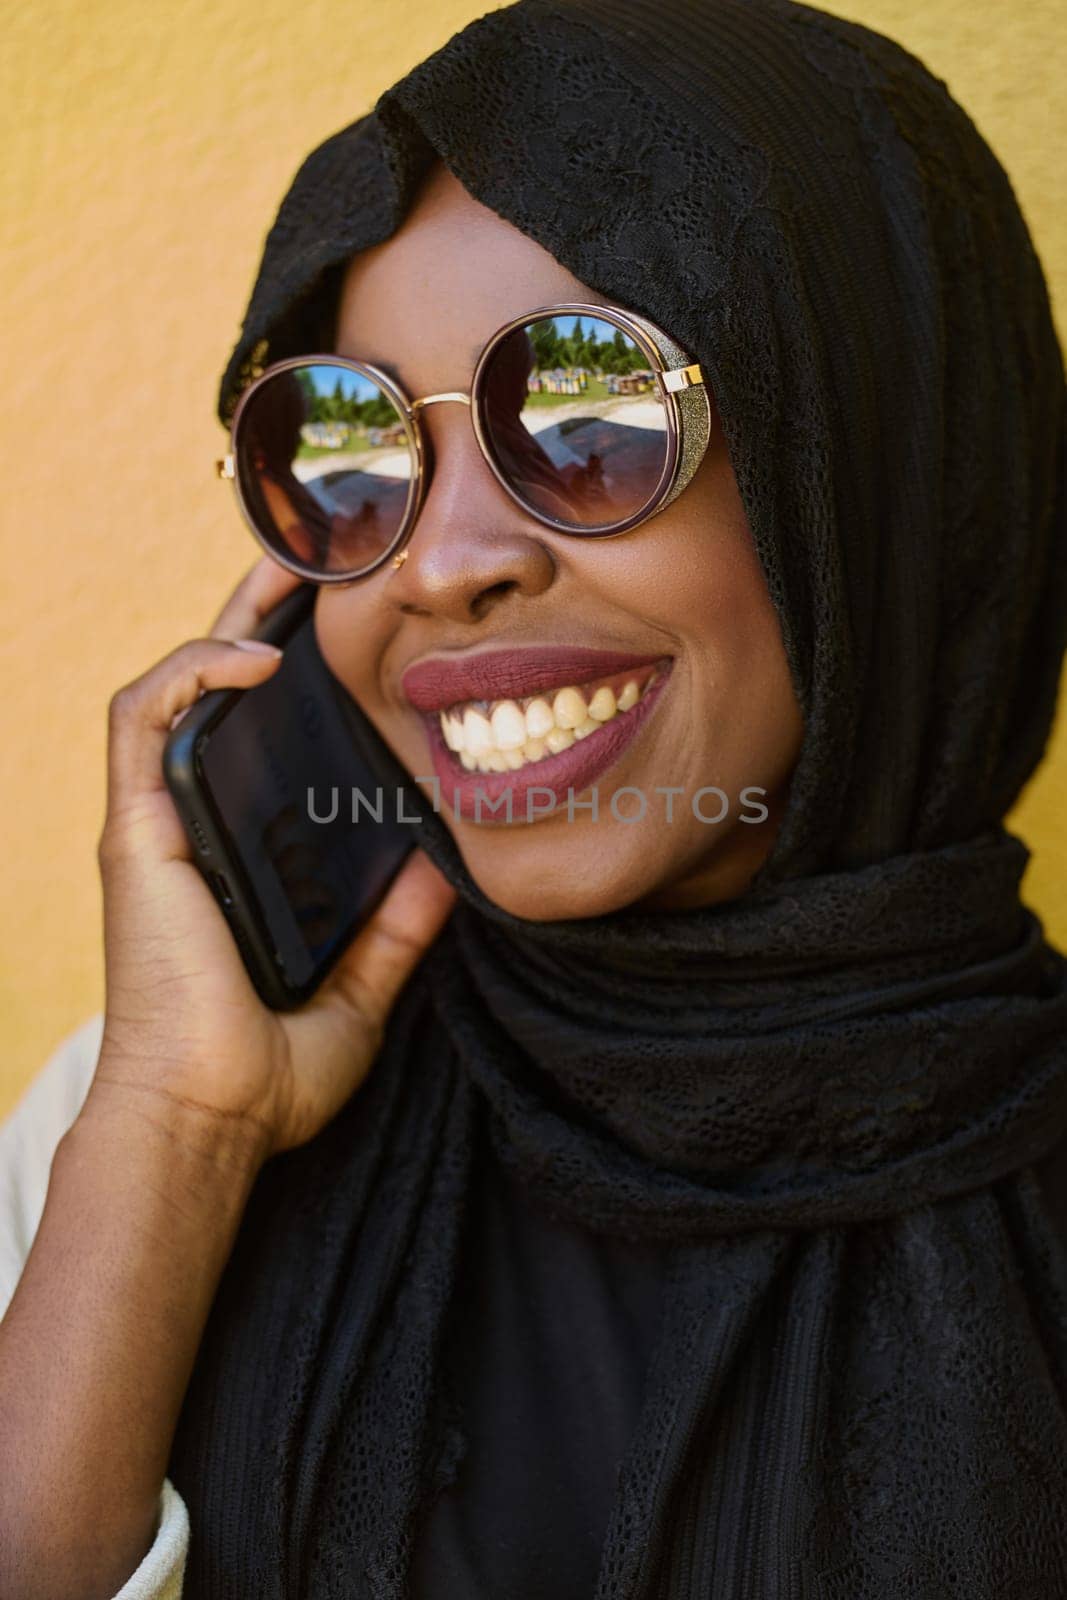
72;1066;272;1191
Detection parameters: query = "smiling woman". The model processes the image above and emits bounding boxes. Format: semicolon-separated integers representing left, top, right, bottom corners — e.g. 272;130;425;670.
3;0;1067;1596
302;166;804;920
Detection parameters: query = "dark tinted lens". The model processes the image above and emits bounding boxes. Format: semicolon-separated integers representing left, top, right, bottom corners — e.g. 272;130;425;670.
479;314;670;530
234;363;415;576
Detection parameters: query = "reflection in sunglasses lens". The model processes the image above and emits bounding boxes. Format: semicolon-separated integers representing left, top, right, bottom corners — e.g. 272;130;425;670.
236;363;415;575
480;314;670;530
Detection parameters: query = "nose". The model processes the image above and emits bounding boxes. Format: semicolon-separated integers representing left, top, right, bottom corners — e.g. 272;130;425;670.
386;403;557;623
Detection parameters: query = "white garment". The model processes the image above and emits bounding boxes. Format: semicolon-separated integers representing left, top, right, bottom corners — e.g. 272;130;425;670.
0;1016;189;1599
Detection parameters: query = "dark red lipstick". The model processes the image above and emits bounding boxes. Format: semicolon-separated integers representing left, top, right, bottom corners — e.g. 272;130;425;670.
401;646;666;713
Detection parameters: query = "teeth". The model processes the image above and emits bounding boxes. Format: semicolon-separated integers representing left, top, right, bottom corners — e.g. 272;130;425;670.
490;701;527;750
552;686;588;730
463;708;493;756
525;698;555;739
438;667;662;774
588;686;616;721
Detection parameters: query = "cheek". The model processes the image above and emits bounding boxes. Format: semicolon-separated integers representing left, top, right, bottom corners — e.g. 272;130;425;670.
611;436;762;622
312;593;391;717
698;563;804;794
637;499;801;782
624;476;782;690
701;539;788;685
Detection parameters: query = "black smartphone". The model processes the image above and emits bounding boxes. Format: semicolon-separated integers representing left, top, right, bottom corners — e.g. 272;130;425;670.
162;583;414;1010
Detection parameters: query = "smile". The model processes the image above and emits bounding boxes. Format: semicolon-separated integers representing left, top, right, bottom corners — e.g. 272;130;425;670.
402;647;674;823
439;663;664;773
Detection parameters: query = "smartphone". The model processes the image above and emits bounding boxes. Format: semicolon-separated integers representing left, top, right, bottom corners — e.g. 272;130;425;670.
162;583;414;1009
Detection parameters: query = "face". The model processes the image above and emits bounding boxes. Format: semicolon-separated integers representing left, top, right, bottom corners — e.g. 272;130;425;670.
313;159;804;921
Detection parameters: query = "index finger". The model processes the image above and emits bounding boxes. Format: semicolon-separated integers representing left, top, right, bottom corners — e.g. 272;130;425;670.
207;556;307;641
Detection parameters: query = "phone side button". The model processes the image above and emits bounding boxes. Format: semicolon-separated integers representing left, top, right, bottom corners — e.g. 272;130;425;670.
209;871;235;909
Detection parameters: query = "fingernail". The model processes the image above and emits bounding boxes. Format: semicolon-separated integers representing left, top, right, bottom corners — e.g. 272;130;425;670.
232;638;283;656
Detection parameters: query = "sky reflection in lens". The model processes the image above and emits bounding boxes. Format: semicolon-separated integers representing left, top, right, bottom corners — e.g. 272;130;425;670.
480;314;669;528
238;363;413;575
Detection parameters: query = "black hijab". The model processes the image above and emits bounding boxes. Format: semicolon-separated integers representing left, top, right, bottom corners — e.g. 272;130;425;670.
170;0;1067;1593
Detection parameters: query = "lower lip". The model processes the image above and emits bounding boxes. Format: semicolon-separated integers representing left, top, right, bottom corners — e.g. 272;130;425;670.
421;664;673;824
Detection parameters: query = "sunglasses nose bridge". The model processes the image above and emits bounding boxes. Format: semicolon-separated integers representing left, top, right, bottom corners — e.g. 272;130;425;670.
410;391;472;412
406;389;493;520
404;387;499;524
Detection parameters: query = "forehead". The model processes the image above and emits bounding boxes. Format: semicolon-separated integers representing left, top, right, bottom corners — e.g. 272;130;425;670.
334;162;612;383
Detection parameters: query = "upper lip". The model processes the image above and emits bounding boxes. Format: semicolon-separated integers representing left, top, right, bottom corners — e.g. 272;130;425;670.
401;647;669;713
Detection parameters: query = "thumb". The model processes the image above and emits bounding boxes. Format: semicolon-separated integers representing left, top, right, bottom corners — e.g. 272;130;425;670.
321;847;457;1039
272;848;456;1152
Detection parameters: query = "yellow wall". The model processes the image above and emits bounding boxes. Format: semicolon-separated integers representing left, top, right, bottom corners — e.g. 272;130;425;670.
1;0;1064;1117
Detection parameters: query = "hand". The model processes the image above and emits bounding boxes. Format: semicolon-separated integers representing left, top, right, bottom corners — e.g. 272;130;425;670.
92;556;456;1162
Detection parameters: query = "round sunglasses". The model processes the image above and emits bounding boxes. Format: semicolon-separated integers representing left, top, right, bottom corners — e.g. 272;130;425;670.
215;301;712;585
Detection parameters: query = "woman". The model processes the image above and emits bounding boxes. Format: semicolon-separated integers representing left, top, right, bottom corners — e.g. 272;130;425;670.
3;0;1067;1594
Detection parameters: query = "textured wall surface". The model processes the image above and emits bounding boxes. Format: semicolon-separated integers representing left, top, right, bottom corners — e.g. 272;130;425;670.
1;0;1064;1115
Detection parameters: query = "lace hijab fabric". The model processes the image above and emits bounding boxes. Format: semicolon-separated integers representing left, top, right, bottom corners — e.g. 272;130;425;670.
169;0;1067;1593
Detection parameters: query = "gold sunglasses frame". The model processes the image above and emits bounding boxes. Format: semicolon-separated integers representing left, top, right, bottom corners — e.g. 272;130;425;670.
216;300;711;585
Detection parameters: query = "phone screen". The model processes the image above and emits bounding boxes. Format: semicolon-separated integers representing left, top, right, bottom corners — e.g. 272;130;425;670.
196;616;413;991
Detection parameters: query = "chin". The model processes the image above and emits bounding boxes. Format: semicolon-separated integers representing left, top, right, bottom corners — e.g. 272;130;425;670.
447;824;666;923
